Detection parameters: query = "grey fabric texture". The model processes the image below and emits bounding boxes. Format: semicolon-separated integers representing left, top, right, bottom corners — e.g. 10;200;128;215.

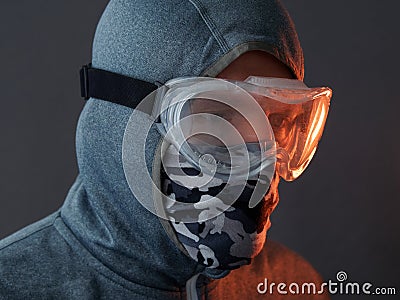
0;0;303;298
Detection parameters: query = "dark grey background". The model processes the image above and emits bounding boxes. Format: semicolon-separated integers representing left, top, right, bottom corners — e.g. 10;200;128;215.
0;1;399;299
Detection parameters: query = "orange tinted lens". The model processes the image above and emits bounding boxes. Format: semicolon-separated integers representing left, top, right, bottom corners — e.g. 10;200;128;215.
252;92;331;180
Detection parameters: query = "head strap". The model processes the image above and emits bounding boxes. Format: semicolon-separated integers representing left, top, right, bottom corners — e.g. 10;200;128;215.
79;64;158;109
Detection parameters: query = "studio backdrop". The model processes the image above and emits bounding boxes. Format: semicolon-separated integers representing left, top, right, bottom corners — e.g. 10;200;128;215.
0;1;399;299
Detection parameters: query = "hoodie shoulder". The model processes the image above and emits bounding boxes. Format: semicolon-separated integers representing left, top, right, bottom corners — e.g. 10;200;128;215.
0;211;59;251
1;212;61;295
0;211;91;298
0;212;176;299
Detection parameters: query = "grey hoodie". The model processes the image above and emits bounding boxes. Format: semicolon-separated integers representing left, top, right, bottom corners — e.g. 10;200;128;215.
0;1;328;299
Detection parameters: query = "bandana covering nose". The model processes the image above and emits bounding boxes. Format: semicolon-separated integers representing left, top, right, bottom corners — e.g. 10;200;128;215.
161;144;279;270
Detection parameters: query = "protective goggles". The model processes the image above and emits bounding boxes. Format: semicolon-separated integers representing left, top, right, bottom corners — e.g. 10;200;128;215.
80;65;332;182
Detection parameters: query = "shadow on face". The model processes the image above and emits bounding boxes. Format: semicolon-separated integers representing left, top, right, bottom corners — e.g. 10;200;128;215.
216;50;294;81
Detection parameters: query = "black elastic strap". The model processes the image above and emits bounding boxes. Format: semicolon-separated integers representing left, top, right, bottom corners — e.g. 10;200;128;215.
80;64;158;109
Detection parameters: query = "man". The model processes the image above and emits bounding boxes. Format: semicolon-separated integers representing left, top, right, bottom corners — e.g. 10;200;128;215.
0;1;331;299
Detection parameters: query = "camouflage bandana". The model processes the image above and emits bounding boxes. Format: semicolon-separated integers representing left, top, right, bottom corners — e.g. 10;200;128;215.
161;144;279;270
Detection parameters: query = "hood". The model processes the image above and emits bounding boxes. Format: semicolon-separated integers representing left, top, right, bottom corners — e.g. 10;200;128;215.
61;0;303;290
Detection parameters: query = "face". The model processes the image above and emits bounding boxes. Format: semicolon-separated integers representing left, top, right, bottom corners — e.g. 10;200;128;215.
215;50;295;144
187;50;295;145
216;50;294;225
216;50;294;81
161;52;296;269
